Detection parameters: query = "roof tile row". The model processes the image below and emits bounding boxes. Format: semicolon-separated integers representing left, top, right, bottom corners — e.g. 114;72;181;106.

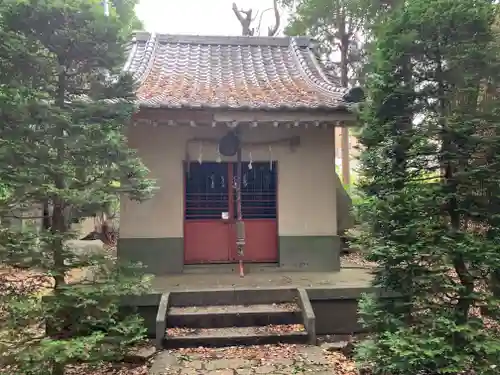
125;33;350;111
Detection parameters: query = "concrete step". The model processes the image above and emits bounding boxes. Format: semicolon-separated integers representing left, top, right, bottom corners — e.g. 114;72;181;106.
163;325;308;348
168;288;298;307
155;289;317;349
167;303;302;328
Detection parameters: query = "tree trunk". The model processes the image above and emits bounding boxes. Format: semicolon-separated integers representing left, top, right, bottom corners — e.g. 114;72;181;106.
51;69;68;375
42;201;51;230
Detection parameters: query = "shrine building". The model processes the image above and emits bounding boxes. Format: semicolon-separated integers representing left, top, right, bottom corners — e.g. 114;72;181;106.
118;32;360;275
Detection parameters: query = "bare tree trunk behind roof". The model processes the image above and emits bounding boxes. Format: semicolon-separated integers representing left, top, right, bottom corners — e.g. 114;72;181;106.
232;2;255;35
267;0;281;36
232;0;281;37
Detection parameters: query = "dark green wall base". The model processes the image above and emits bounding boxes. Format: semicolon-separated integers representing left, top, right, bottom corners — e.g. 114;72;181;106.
279;235;341;272
117;237;184;275
118;235;341;275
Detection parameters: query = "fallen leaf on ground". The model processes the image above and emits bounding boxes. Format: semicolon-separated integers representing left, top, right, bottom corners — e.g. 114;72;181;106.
341;252;378;268
324;351;360;375
65;363;149;375
166;327;199;336
255;324;305;334
171;343;301;361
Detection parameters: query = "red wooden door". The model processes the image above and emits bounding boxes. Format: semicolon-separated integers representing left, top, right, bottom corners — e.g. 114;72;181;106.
184;161;278;264
231;162;278;262
184;162;232;263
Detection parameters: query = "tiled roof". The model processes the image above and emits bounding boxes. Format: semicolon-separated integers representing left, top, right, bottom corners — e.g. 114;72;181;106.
124;32;351;111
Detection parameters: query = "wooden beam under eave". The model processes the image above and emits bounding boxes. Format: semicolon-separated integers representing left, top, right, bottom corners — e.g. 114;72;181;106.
213;110;355;124
133;108;214;123
133;107;357;126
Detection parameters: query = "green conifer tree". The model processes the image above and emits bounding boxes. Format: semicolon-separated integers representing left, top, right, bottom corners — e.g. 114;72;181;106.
0;0;155;373
354;0;500;373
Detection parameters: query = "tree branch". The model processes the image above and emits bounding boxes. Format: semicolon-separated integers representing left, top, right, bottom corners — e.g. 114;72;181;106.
232;2;254;35
267;0;281;36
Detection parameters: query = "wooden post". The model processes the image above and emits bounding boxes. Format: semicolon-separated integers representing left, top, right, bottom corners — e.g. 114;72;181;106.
341;127;350;187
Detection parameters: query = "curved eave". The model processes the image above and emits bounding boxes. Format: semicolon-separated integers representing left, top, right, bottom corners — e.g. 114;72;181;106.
289;37;350;100
135;101;354;113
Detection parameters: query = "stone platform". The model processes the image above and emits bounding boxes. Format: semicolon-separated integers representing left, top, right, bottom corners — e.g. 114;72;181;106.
151;267;373;292
119;266;390;348
150;344;341;375
137;267;381;346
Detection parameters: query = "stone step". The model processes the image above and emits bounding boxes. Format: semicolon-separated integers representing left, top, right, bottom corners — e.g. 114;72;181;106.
154;289;317;349
163;324;308;348
167;303;302;328
168;288;298;307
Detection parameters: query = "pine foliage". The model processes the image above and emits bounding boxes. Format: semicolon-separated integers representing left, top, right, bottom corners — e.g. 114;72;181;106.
354;0;500;373
0;1;155;373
